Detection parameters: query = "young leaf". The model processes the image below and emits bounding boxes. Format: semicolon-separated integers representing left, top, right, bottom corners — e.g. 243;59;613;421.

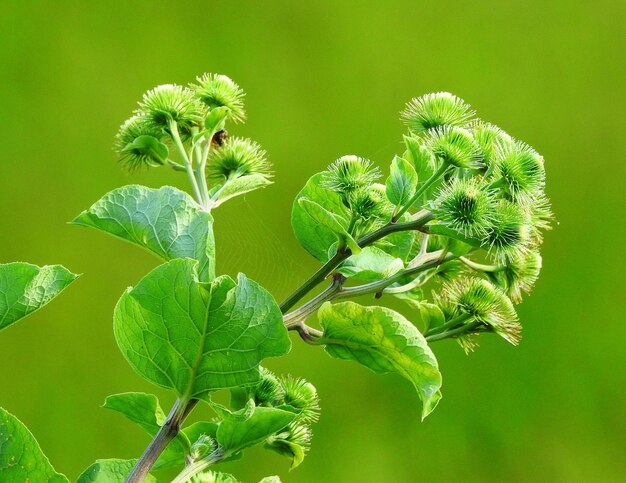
72;185;216;281
103;392;166;435
216;407;296;454
114;258;291;398
0;262;78;332
297;198;360;254
291;173;351;262
386;156;418;207
317;301;442;419
338;246;404;281
211;174;272;207
0;407;68;482
77;459;157;482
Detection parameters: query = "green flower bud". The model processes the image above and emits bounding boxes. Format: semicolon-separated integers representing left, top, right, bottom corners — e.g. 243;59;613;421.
279;375;320;424
516;191;553;244
490;249;542;303
114;115;168;171
138;84;203;133
206;137;271;180
265;422;313;469
493;140;545;200
190;434;217;462
440;276;521;345
468;120;511;168
485;200;531;261
191;73;246;124
348;184;390;219
434;178;496;238
424;126;481;168
401;92;475;132
321;155;381;196
254;367;284;407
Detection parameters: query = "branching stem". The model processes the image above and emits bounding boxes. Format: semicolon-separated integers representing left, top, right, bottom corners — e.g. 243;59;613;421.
279;210;435;313
126;399;198;483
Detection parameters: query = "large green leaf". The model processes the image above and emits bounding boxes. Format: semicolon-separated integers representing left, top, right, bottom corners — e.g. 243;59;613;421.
77;459;156;482
216;407;295;454
318;301;442;419
72;185;216;281
0;262;78;332
291;173;351;262
0;406;68;482
114;258;291;398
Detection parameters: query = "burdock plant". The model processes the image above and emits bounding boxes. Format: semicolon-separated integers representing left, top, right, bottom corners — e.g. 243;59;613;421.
0;78;551;482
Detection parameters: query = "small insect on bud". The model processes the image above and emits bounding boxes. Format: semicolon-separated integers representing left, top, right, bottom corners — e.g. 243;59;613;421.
424;126;481;168
440;276;521;345
190;434;217;462
489;249;542;303
485;200;532;261
434;178;496;238
191;73;246;124
206;137;272;180
138;84;204;133
493;140;545;199
401;92;475;133
114;115;168;171
211;129;228;147
279;376;320;424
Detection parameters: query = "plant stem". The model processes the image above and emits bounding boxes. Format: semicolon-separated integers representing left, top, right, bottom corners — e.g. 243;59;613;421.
425;320;481;342
283;250;457;339
459;256;503;273
172;450;224;483
169;121;204;206
279;210;435;313
424;313;473;337
393;164;450;221
126;399;198;483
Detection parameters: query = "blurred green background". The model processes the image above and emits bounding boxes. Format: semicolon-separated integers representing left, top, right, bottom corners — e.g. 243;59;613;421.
1;1;624;481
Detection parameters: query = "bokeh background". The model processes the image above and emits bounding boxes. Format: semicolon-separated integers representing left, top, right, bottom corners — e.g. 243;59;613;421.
1;1;624;481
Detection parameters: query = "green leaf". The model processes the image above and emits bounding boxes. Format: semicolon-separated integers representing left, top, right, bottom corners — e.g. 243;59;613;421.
124;135;169;165
419;302;446;333
216;407;295;453
0;263;78;332
259;477;281;483
297;198;360;254
77;459;156;482
402;135;439;205
386;156;418;207
204;106;230;132
338;246;404;281
114;258;291;398
318;301;442;419
291;173;351;262
72;185;216;281
103;392;194;470
0;406;68;482
211;174;272;208
264;437;306;469
103;393;166;434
